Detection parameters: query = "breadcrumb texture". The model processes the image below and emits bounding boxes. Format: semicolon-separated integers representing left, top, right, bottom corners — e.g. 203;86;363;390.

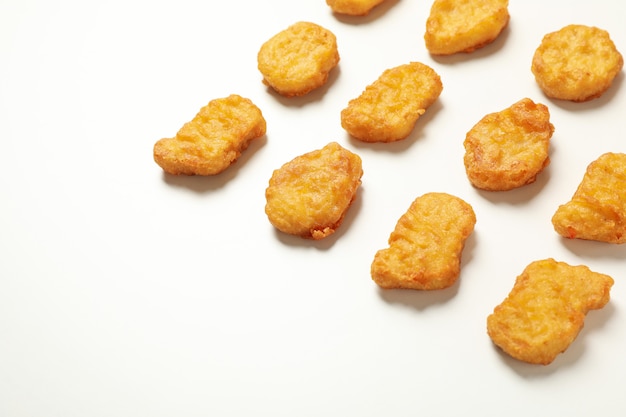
257;21;340;97
424;0;509;55
463;98;554;191
153;95;266;176
532;24;623;102
265;142;363;240
326;0;387;16
552;152;626;244
341;62;443;143
371;193;476;290
487;259;614;365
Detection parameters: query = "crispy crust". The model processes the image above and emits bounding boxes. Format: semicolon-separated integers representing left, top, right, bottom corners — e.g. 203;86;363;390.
340;62;443;143
265;142;363;240
424;0;509;55
257;21;340;97
371;193;476;290
153;95;266;176
463;98;554;191
326;0;387;16
531;25;623;102
487;259;613;365
552;152;626;244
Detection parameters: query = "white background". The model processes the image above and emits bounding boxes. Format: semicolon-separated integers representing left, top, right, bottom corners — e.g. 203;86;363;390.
1;1;625;416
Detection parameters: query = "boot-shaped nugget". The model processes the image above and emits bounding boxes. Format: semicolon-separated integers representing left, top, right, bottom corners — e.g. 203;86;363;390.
487;259;614;365
552;152;626;244
371;192;476;290
153;95;266;176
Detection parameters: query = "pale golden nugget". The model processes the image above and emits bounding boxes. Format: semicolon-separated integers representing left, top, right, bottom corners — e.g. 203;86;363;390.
532;25;623;102
463;98;554;191
265;142;363;240
424;0;509;55
341;62;443;143
487;259;613;365
153;95;266;176
371;193;476;290
257;21;340;97
552;152;626;244
326;0;387;16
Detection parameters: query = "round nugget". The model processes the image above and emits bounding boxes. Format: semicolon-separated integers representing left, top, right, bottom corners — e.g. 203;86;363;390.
424;0;509;55
531;25;623;102
257;21;340;97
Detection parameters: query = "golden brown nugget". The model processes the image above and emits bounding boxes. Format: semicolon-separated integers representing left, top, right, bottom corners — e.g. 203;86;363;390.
257;21;340;97
371;193;476;290
552;152;626;244
265;142;363;240
463;98;554;191
532;25;623;102
153;95;266;176
424;0;509;55
341;62;443;143
487;259;614;365
326;0;387;16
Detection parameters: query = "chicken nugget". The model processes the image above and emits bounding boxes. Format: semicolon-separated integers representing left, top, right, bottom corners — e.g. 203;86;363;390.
371;193;476;290
153;95;266;176
532;25;623;102
326;0;387;16
424;0;509;55
552;152;626;244
340;62;443;143
463;98;554;191
487;259;614;365
257;21;340;97
265;142;362;240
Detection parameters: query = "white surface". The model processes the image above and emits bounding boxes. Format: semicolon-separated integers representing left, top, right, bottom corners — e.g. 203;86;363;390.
1;0;625;416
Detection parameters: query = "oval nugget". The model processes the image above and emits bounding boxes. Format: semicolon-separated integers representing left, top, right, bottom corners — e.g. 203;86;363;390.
371;192;476;290
265;142;363;240
340;62;443;143
424;0;509;55
326;0;387;16
153;94;266;176
531;25;623;102
463;98;554;191
257;21;340;97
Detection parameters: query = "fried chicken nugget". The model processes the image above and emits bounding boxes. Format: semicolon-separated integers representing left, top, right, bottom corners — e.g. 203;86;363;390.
371;193;476;290
487;259;614;365
257;21;340;97
552;152;626;244
340;62;443;143
463;98;554;191
424;0;509;55
326;0;387;16
265;142;363;240
153;95;266;176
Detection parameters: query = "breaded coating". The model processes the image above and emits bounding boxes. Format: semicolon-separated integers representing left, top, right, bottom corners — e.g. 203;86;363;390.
257;21;340;97
487;259;613;365
424;0;509;55
265;142;363;240
340;62;443;143
326;0;387;16
463;98;554;191
532;25;623;102
371;193;476;290
552;152;626;244
153;95;266;176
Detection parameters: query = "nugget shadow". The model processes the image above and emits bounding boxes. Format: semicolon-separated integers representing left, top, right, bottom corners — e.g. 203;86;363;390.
559;237;626;260
266;66;342;108
330;0;401;24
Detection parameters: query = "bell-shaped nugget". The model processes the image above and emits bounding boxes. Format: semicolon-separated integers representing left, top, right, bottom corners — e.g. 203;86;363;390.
326;0;387;16
371;192;476;290
341;62;443;143
153;95;266;176
463;98;554;191
265;142;363;240
552;152;626;244
487;259;613;365
257;21;340;97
